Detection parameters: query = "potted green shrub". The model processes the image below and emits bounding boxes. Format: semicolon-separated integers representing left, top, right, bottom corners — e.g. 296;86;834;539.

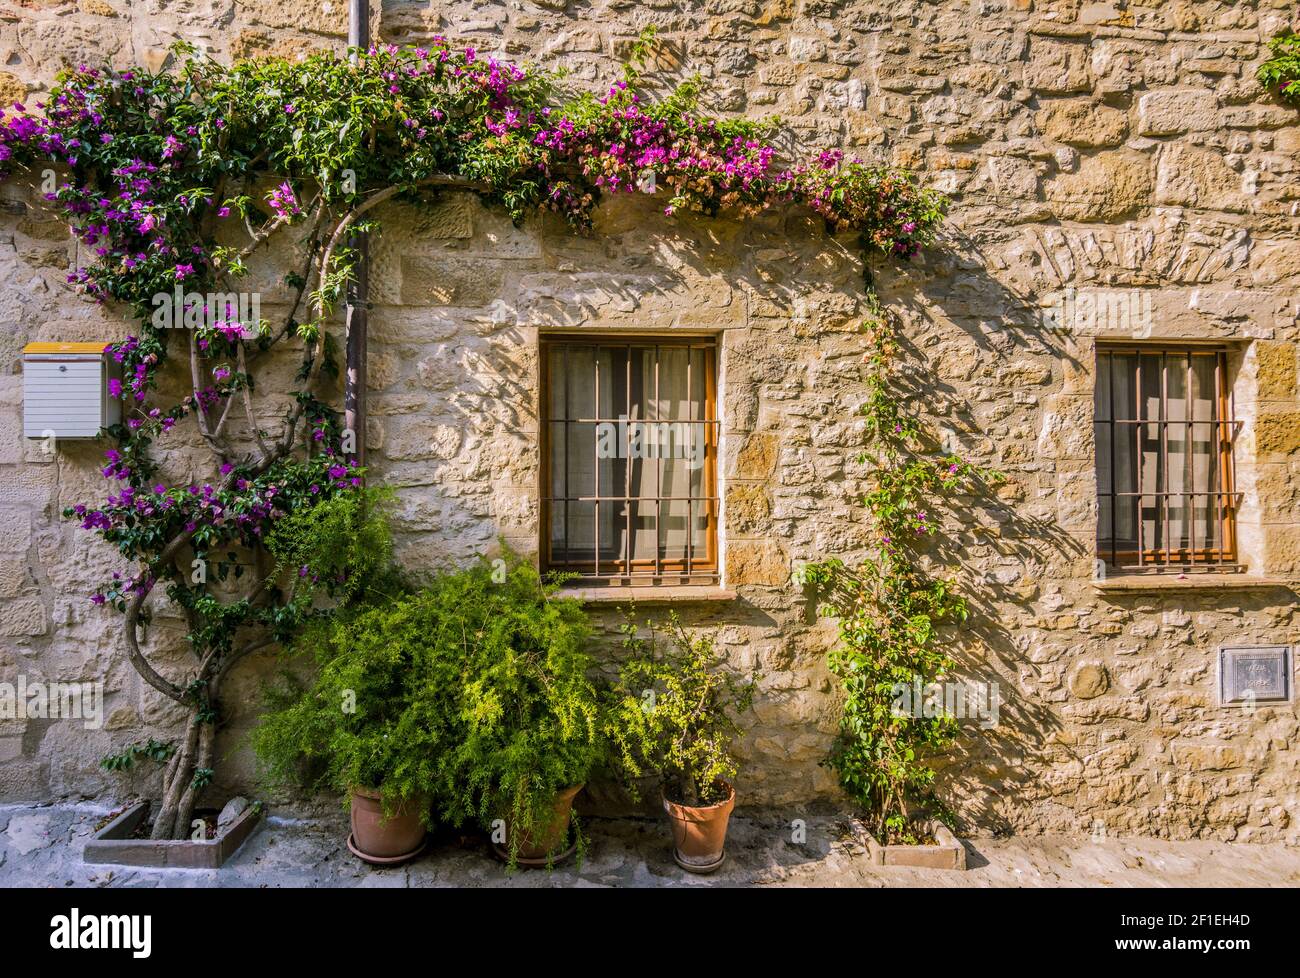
433;555;603;867
252;488;459;864
251;580;463;863
606;612;756;873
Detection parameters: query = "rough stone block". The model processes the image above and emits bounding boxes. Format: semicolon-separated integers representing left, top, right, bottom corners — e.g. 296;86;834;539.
234;0;353;35
400;257;506;307
0;72;26;107
725;483;770;531
1264;525;1300;574
0;598;44;636
1138;90;1220;136
1038;100;1129;147
1046;151;1152;222
230;29;328;62
1172;742;1243;772
725;539;788;587
0;559;31;598
1155;144;1250;213
1251;242;1300;287
1255;412;1300;459
1024;41;1094;94
1038;395;1097;461
731;432;779;481
987;156;1041;199
1255;342;1297;402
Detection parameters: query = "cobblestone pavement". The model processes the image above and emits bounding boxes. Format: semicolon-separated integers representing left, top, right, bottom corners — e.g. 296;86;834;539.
3;804;1298;888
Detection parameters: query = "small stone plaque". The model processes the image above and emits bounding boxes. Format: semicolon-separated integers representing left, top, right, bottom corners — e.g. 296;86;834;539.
1218;646;1292;706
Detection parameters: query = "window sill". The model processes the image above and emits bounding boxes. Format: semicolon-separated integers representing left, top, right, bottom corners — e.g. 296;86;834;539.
1093;575;1295;594
560;586;738;604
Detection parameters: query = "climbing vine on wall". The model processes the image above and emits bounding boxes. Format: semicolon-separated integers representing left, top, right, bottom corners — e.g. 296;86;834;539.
0;33;952;838
805;293;1001;843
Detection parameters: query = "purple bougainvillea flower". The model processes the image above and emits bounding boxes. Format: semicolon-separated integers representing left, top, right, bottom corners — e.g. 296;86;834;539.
267;181;300;217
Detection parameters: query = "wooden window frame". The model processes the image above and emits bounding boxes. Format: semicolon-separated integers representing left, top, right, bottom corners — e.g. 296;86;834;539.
540;334;720;586
1094;343;1241;574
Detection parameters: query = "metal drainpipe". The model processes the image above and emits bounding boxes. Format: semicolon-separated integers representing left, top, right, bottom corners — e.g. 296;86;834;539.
344;0;369;471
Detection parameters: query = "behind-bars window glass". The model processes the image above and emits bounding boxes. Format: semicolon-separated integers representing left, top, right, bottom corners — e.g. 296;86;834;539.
1094;346;1238;572
542;337;719;584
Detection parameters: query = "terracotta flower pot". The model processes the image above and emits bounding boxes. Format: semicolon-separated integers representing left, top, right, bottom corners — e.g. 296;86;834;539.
508;783;584;862
663;782;735;873
348;787;428;863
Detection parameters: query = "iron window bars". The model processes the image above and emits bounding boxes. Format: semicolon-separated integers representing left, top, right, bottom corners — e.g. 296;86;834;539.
541;335;719;585
1094;345;1240;573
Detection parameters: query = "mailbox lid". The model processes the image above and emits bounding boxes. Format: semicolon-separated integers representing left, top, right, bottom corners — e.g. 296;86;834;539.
22;341;112;358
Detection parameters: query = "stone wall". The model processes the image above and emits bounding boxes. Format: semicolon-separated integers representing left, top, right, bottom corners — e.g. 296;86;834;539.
0;0;1297;843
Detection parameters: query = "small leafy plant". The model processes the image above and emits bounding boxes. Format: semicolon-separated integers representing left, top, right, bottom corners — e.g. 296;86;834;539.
606;612;755;808
435;556;602;863
1258;32;1300;101
101;738;176;772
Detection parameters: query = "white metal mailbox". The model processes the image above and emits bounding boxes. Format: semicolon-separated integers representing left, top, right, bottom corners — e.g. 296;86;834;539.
22;341;122;439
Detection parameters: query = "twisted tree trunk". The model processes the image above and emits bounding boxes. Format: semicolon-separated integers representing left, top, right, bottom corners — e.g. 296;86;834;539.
150;713;199;840
174;720;216;839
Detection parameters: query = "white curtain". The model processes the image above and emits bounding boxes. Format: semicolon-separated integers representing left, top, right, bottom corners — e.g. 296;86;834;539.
1096;351;1221;562
549;344;709;571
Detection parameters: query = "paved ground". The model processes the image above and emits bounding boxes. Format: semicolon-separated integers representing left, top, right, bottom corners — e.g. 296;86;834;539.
3;803;1299;887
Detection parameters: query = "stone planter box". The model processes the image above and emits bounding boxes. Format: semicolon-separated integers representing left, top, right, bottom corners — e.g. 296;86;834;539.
851;818;967;870
83;801;263;869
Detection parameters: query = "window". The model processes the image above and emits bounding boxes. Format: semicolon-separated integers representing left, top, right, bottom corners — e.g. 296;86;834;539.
1094;345;1239;573
541;335;719;585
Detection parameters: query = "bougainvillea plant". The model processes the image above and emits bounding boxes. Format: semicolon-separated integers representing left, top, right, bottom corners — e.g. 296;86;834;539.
1258;32;1300;102
0;33;943;840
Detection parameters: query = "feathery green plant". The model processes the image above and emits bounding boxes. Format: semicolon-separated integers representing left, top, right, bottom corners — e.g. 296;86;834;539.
606;611;755;808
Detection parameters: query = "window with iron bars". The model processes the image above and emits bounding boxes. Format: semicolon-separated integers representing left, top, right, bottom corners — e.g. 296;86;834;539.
541;335;719;585
1093;345;1240;573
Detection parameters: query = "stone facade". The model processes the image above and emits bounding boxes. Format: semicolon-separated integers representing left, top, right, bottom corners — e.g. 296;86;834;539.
0;0;1297;843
